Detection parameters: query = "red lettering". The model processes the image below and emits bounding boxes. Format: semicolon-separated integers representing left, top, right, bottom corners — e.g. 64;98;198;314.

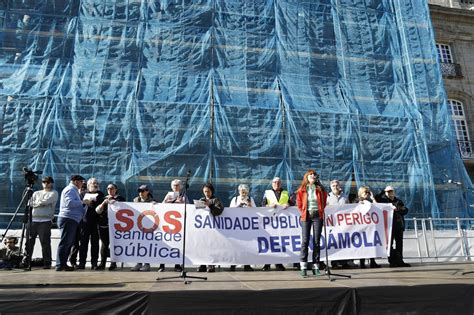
352;212;362;225
336;213;344;225
344;213;352;225
371;212;379;224
114;209;134;232
163;211;182;234
326;214;334;227
137;210;160;233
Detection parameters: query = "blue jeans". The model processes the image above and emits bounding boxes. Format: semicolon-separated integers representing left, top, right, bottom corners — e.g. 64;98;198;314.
56;217;79;268
300;216;323;264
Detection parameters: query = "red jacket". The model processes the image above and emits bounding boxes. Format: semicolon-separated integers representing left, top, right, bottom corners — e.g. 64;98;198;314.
296;186;327;221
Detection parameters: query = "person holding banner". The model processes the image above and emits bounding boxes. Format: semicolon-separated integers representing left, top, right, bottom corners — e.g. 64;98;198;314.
77;177;104;270
197;182;224;273
228;184;255;272
327;179;356;269
95;183;125;271
160;179;187;272
376;186;410;268
295;169;327;277
355;186;381;269
261;177;292;271
130;185;155;272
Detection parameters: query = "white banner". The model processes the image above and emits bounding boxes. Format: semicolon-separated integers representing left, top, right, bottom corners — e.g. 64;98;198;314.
109;202;393;264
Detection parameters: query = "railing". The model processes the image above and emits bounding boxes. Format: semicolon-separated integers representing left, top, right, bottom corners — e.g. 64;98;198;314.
440;62;463;79
457;140;474;160
405;217;473;262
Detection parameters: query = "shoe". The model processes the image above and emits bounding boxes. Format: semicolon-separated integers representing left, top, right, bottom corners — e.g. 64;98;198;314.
318;262;326;271
197;265;206;272
346;261;357;268
157;264;165;272
174;264;182;272
96;264;105;271
55;265;75;271
43;265;51;270
369;260;381;268
360;260;366;269
131;263;142;271
207;265;215;273
400;262;411;267
229;265;236;272
275;264;286;271
261;265;271;271
243;265;254;272
300;269;307;277
140;263;151;272
108;262;117;271
312;268;321;276
91;265;98;271
293;263;300;270
77;264;85;270
389;262;400;268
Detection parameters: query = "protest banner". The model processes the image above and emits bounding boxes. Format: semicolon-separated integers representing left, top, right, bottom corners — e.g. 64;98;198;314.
109;202;393;264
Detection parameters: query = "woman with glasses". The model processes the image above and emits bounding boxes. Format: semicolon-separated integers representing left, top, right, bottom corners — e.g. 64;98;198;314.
130;185;155;272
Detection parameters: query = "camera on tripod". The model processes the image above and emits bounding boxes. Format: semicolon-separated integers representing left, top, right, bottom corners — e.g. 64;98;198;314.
22;167;41;187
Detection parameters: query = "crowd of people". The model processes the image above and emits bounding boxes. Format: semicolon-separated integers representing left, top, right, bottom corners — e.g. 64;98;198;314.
0;171;411;275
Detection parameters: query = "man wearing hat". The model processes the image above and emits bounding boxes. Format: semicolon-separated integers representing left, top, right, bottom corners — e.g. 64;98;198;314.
56;175;87;271
378;186;411;267
25;176;58;269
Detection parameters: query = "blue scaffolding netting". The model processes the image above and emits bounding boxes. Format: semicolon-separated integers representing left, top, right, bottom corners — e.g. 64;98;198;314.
0;0;472;228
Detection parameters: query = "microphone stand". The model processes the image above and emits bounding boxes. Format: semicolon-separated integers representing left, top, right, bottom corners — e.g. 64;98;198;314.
318;180;351;281
321;210;351;281
156;171;207;284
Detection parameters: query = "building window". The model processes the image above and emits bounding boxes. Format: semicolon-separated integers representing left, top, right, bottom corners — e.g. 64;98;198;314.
436;43;453;64
448;99;472;158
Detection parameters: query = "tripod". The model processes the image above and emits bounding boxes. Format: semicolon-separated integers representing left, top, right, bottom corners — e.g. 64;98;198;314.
157;171;207;284
1;185;34;271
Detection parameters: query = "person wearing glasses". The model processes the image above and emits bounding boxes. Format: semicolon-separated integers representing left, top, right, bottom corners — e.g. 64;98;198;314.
131;185;155;272
261;177;293;271
25;176;58;269
376;186;410;267
228;184;256;271
95;183;125;271
159;179;189;272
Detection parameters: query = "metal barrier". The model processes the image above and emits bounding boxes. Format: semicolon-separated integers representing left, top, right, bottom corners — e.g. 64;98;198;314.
405;217;473;262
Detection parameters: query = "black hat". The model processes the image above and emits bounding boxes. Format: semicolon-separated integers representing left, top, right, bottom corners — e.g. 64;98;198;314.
42;176;54;183
70;175;85;181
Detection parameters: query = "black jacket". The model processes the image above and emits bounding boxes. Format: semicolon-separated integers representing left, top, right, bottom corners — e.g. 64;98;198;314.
377;194;408;230
199;196;224;216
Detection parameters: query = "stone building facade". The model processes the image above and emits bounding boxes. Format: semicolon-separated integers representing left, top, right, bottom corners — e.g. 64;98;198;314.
429;0;474;179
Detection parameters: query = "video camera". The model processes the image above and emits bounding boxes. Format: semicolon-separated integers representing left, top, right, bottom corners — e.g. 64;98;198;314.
22;167;41;187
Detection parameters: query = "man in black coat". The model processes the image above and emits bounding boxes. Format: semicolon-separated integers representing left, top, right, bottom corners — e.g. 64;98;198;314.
377;186;411;267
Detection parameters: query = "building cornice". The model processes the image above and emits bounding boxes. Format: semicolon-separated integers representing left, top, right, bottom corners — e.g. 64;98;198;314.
429;4;474;23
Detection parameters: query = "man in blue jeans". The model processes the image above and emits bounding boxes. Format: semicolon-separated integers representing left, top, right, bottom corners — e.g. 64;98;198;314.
56;175;86;271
